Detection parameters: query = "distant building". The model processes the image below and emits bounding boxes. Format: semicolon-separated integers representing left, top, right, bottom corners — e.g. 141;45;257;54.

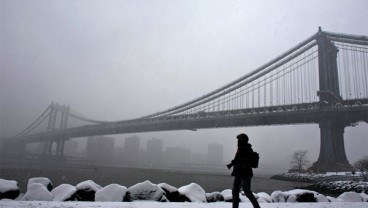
123;136;140;162
207;143;223;165
86;136;115;162
165;146;191;164
146;138;163;164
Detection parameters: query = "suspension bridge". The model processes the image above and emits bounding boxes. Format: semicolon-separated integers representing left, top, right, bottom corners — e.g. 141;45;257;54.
1;27;367;172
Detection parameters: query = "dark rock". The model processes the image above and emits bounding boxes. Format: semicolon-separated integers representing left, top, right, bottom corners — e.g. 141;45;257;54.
296;193;316;202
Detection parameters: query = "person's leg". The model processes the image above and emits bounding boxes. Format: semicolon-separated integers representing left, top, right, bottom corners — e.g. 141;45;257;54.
241;177;261;208
232;177;242;208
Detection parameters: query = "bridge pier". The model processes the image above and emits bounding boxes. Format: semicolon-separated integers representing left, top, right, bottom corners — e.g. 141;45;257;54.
311;119;354;172
42;140;66;156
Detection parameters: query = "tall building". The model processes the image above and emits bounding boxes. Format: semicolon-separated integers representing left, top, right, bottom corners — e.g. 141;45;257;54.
86;136;115;161
146;138;163;164
207;143;223;165
165;146;191;165
123;136;140;162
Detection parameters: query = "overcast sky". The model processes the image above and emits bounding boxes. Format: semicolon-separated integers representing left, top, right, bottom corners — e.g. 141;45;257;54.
1;0;367;173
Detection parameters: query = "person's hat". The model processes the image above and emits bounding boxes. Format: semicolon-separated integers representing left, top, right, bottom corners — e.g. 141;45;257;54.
237;133;249;143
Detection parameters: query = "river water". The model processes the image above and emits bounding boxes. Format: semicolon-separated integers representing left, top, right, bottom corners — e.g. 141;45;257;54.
1;164;309;194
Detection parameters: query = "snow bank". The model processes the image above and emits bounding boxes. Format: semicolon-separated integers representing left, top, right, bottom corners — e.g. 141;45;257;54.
95;184;127;202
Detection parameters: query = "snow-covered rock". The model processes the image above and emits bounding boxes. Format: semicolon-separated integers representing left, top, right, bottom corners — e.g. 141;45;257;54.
0;179;20;200
286;189;317;202
125;180;167;202
271;190;286;202
22;183;53;201
95;184;127;202
337;191;364;202
257;192;272;203
315;194;329;202
51;184;77;201
178;183;206;202
27;177;53;191
206;192;224;202
220;189;232;202
158;183;179;202
75;180;102;201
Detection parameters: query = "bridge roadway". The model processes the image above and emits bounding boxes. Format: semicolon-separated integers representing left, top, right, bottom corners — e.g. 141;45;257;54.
5;98;368;144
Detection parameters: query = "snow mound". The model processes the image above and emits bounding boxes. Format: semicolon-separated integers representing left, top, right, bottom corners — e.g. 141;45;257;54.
360;192;368;202
75;180;102;201
220;189;232;202
95;184;127;202
51;184;77;201
22;183;53;201
315;194;329;202
257;192;272;203
271;190;286;202
178;183;206;202
27;177;53;191
125;180;167;202
338;192;364;202
0;179;20;200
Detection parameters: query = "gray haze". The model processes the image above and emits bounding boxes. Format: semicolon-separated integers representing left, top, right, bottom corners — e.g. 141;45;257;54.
1;0;367;173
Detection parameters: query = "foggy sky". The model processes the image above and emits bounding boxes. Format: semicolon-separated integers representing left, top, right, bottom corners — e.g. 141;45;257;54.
1;0;367;173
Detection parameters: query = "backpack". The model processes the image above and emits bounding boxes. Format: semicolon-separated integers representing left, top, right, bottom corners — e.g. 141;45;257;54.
250;151;259;168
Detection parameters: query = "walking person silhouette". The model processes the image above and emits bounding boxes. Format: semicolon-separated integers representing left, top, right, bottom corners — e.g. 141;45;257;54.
227;133;261;208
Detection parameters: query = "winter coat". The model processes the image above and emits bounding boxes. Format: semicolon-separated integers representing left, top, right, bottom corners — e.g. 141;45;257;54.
231;143;254;177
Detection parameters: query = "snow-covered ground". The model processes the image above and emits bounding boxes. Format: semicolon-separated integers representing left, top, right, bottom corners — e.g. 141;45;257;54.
0;201;368;208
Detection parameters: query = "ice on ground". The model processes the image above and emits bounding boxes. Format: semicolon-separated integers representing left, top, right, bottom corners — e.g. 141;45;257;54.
51;184;77;201
178;183;206;202
22;183;53;201
95;184;127;202
27;177;53;191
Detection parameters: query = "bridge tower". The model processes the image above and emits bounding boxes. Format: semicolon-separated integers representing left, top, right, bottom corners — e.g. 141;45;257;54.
42;103;69;157
312;27;353;172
